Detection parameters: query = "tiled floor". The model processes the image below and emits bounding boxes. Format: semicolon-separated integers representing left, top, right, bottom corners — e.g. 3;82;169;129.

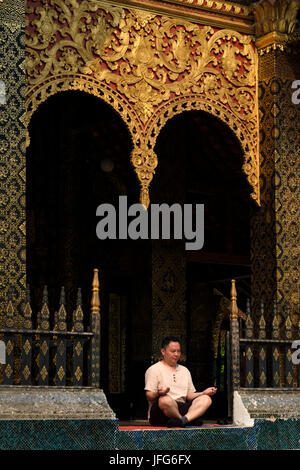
117;418;300;450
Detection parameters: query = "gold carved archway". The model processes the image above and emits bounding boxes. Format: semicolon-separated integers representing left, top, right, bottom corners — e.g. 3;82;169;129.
26;0;259;207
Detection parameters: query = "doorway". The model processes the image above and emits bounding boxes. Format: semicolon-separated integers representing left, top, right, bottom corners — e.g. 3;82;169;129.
154;110;253;420
26;90;152;418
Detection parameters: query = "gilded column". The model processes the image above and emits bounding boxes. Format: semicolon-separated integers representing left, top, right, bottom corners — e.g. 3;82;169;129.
90;268;101;387
251;0;300;325
0;2;26;316
150;118;187;361
230;280;240;390
151;240;187;361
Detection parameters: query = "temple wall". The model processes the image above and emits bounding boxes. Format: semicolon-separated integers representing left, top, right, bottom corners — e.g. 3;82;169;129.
251;48;300;326
0;2;26;316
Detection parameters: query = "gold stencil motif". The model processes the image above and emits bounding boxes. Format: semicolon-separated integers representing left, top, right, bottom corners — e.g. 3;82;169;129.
40;302;50;321
5;318;14;329
23;320;32;329
57;366;65;381
0;4;25;316
26;1;260;207
273;347;279;361
260;370;266;385
41;321;49;330
35;353;40;367
75;366;82;381
246;347;253;361
73;304;84;334
247;371;253;384
23;365;30;380
40;365;48;381
259;347;266;361
40;340;48;356
23;339;31;355
75;342;83;356
57;304;67;324
274;371;280;384
272;315;279;338
58;321;66;331
57;341;65;355
285;315;292;339
6;340;13;356
74;322;84;332
5;364;13;379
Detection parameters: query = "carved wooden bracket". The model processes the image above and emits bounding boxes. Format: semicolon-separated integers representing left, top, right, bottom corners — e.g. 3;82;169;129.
253;0;300;53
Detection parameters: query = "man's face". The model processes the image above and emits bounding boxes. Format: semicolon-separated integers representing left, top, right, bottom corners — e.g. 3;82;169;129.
161;341;181;366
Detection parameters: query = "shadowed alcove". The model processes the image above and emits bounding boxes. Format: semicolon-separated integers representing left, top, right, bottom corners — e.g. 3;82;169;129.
26;90;152;415
153;110;254;419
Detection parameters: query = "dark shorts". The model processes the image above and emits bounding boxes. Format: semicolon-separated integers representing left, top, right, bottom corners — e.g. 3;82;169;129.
149;398;193;426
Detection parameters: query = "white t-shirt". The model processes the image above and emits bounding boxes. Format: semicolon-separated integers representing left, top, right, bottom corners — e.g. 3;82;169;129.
144;361;196;418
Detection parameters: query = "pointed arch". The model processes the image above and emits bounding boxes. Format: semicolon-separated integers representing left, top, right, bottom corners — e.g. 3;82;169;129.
26;74;138;149
145;95;260;205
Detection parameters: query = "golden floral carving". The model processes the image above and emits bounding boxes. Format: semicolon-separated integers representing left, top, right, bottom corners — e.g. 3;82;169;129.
26;1;259;206
26;0;125;84
87;13;257;123
131;145;158;208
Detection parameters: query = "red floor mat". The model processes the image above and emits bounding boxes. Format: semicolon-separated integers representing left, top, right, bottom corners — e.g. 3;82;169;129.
119;424;231;430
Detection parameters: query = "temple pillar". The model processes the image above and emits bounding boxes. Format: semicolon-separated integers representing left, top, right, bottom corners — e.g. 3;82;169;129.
150;118;187;361
0;2;26;316
151;240;187;361
251;0;300;324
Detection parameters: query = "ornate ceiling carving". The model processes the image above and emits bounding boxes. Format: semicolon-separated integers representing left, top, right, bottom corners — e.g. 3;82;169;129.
26;0;259;207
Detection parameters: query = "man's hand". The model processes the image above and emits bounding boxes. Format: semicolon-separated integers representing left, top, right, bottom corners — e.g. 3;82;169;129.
158;386;170;396
145;387;170;403
186;387;217;401
202;387;217;396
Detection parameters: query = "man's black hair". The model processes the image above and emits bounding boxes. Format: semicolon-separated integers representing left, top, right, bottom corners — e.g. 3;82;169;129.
161;336;181;349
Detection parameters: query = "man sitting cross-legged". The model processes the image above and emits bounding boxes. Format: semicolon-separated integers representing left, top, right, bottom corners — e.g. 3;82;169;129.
144;336;217;427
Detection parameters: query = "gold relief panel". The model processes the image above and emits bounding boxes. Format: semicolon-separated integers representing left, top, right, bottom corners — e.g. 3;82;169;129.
26;0;259;207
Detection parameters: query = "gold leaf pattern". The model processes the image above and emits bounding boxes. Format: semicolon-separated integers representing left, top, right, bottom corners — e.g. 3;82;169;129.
246;347;253;361
75;342;83;356
75;366;82;381
259;347;266;361
40;340;48;356
26;1;259;207
274;371;280;384
287;371;293;385
57;365;65;381
260;370;266;385
247;371;253;385
6;340;13;356
40;365;48;381
23;339;31;355
23;365;30;380
5;364;13;379
273;348;279;361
